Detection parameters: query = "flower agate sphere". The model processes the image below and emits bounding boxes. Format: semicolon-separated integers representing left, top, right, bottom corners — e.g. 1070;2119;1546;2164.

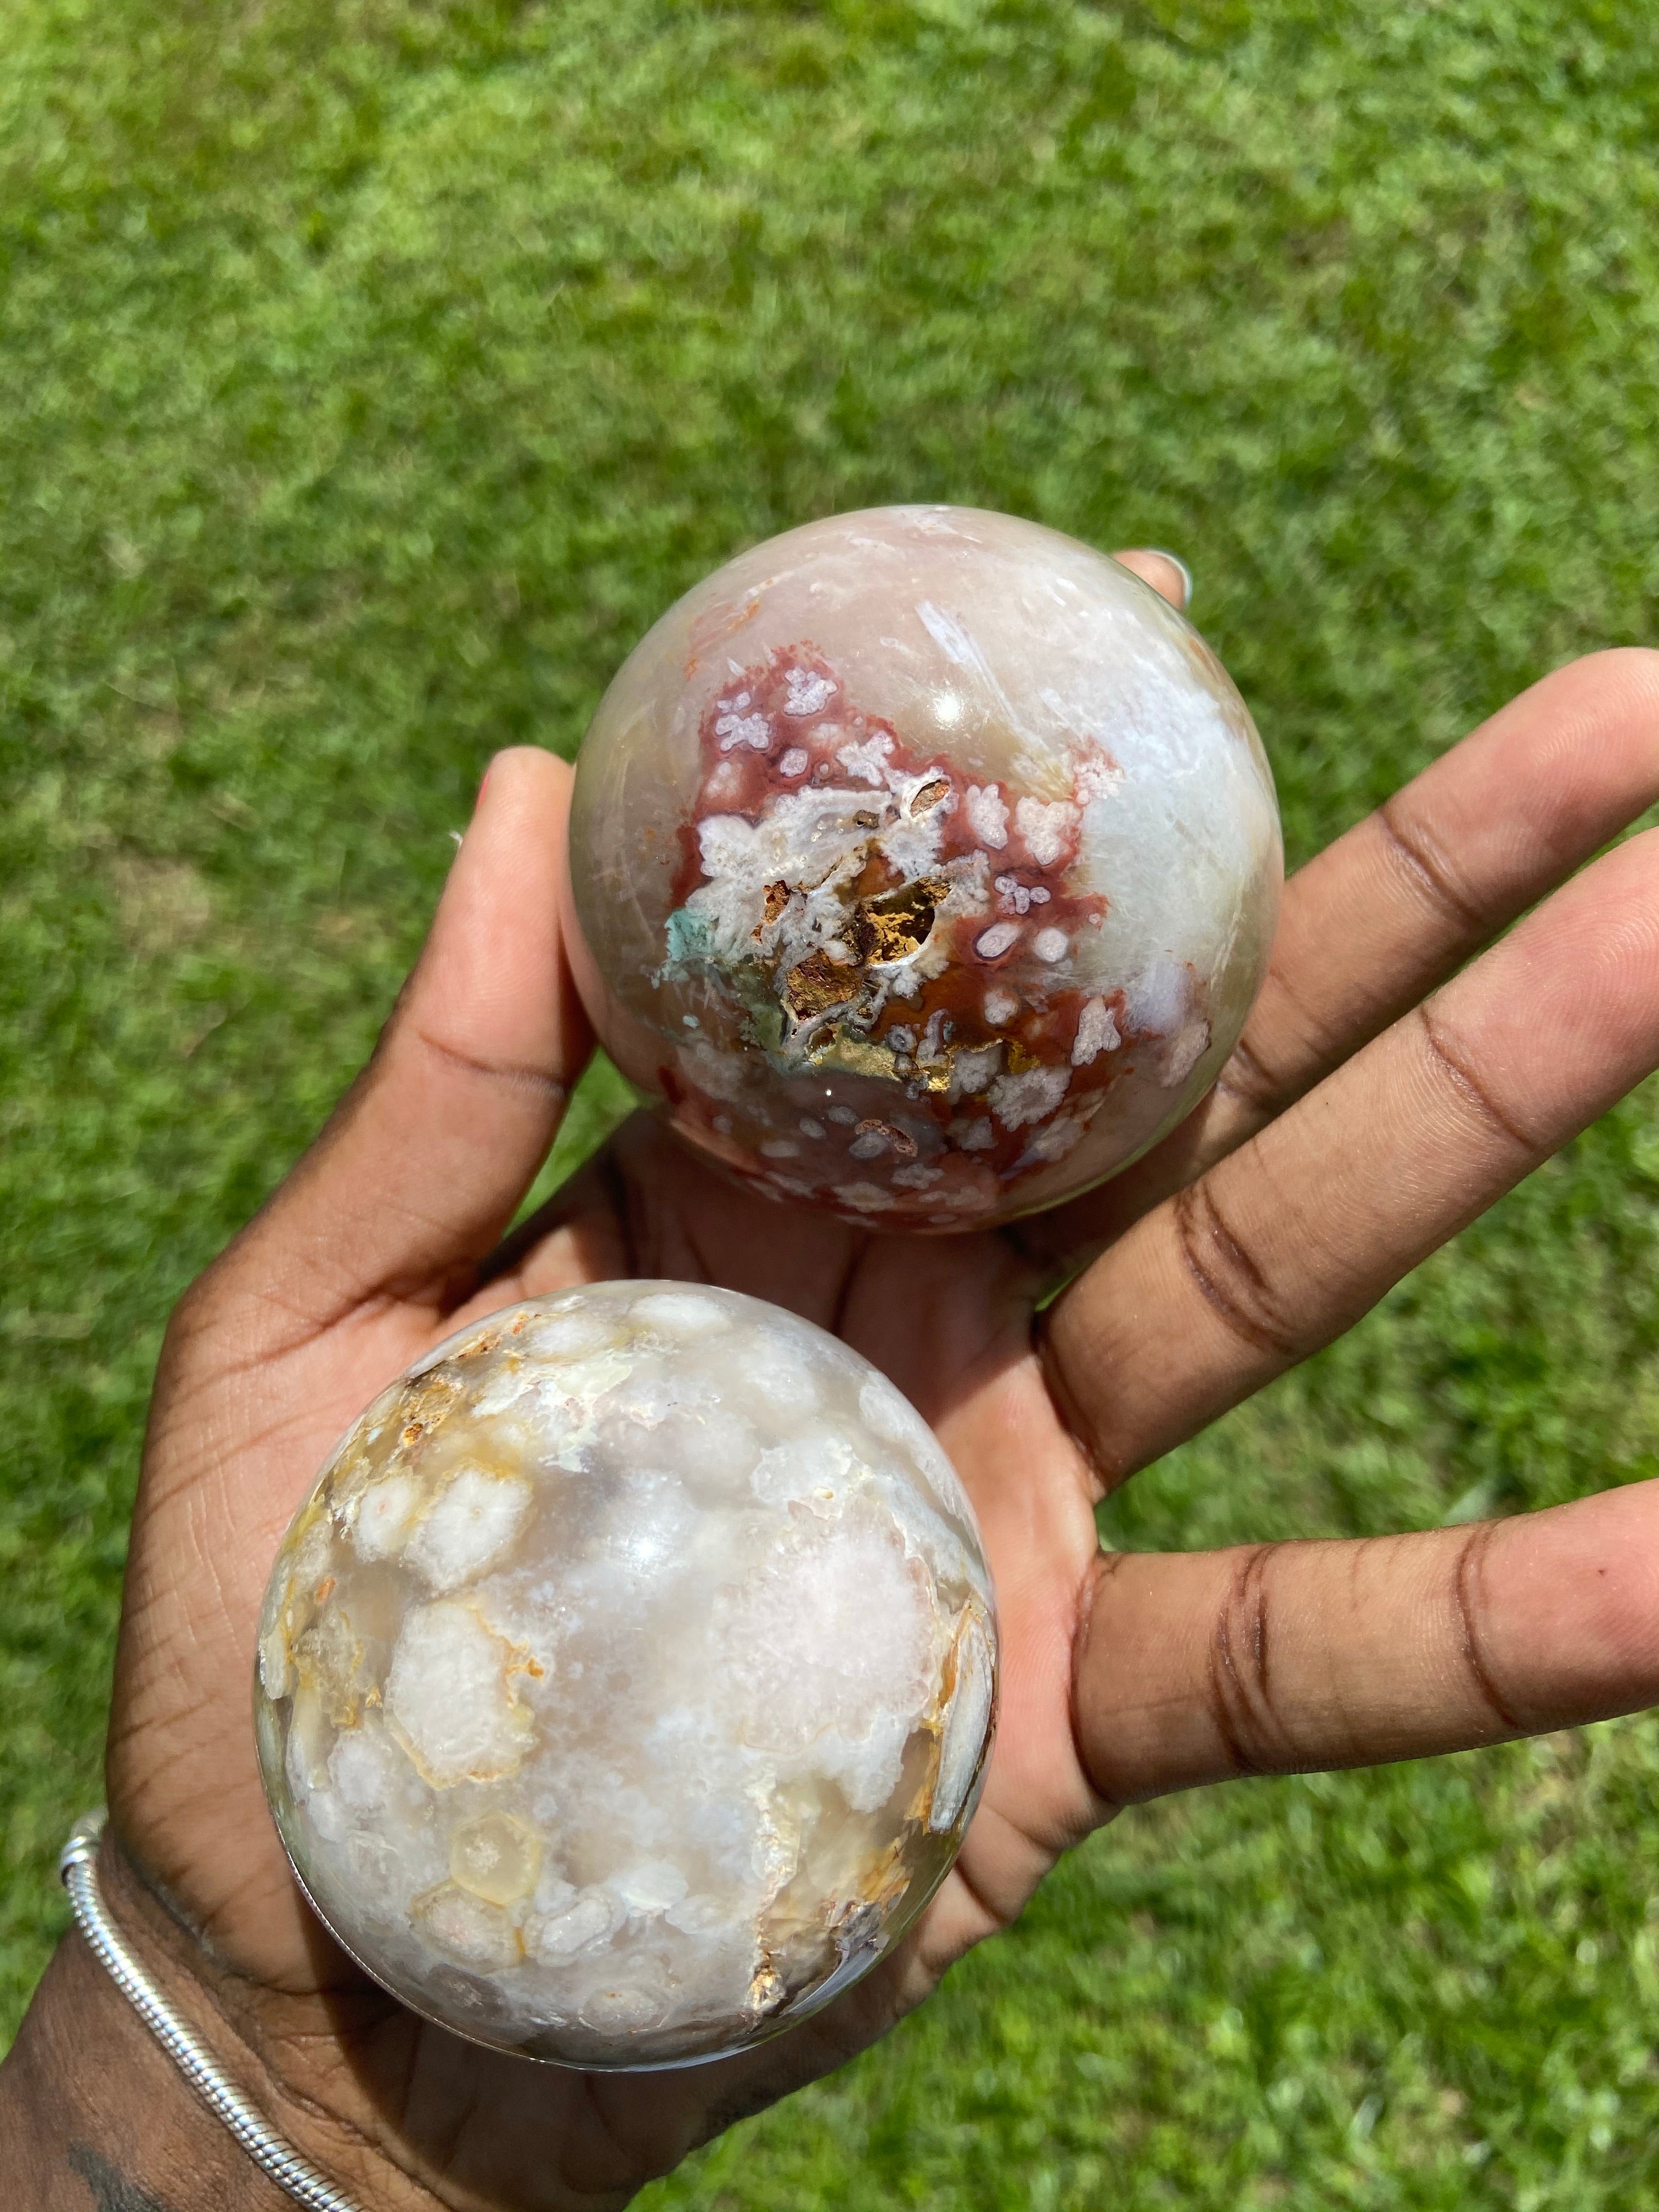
253;1283;997;2069
563;505;1282;1232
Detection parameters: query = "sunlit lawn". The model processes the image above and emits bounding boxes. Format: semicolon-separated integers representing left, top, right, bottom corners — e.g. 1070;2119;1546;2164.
7;3;1659;2203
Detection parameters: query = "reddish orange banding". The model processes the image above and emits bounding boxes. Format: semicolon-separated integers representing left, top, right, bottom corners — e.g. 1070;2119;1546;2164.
661;642;1193;1224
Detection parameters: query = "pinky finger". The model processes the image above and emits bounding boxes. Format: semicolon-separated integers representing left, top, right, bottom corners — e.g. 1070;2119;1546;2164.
1074;1480;1659;1808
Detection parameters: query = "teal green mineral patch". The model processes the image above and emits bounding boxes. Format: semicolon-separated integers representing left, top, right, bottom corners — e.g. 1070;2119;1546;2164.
661;907;715;974
660;905;789;1060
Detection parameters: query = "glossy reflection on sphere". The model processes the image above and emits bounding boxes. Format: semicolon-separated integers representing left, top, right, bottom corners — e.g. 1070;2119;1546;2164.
254;1283;997;2070
563;505;1282;1232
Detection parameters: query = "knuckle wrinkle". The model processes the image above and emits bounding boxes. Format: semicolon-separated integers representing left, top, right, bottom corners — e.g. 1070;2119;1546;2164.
1205;1542;1293;1777
1211;1026;1286;1118
1416;1004;1533;1152
1376;797;1486;935
1171;1181;1299;1356
1452;1521;1523;1734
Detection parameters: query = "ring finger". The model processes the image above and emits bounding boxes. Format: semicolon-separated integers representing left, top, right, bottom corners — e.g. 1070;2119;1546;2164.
1044;822;1659;1487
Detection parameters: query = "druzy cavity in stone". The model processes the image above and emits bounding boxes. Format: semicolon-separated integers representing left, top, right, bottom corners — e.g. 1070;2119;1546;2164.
562;505;1282;1232
254;1283;997;2069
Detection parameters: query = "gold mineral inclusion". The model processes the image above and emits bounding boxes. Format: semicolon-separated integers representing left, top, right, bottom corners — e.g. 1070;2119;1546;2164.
784;950;853;1020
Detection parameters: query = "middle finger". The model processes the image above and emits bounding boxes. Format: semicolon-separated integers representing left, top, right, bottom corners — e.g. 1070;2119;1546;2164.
1027;647;1659;1263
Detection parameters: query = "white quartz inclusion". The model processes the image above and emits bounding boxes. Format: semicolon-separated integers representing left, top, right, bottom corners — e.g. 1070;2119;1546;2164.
254;1283;997;2070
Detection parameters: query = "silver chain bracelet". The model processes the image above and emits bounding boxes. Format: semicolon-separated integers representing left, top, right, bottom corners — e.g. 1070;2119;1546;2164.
60;1810;366;2212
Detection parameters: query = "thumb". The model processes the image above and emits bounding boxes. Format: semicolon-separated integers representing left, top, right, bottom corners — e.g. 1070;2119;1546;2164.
221;745;594;1333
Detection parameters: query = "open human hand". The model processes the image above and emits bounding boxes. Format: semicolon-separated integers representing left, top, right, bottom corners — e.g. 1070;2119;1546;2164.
9;565;1659;2212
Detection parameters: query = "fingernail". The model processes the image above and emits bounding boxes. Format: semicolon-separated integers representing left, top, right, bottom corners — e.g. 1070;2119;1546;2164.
475;763;493;810
1146;550;1193;612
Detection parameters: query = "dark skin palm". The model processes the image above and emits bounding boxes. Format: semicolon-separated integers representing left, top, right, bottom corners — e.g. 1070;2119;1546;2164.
114;1043;1103;2209
14;569;1659;2211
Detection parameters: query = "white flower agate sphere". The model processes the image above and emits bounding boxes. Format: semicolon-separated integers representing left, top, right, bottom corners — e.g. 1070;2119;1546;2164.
562;505;1282;1232
254;1283;997;2070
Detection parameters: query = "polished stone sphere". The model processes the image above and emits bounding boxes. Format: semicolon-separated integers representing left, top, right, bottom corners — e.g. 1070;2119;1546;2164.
254;1283;997;2070
562;505;1281;1232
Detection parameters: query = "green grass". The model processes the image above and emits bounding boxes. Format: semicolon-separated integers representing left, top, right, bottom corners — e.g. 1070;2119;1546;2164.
6;0;1659;2202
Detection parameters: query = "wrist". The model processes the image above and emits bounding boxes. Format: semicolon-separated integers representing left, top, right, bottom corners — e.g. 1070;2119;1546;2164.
0;1825;407;2212
0;1908;296;2210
